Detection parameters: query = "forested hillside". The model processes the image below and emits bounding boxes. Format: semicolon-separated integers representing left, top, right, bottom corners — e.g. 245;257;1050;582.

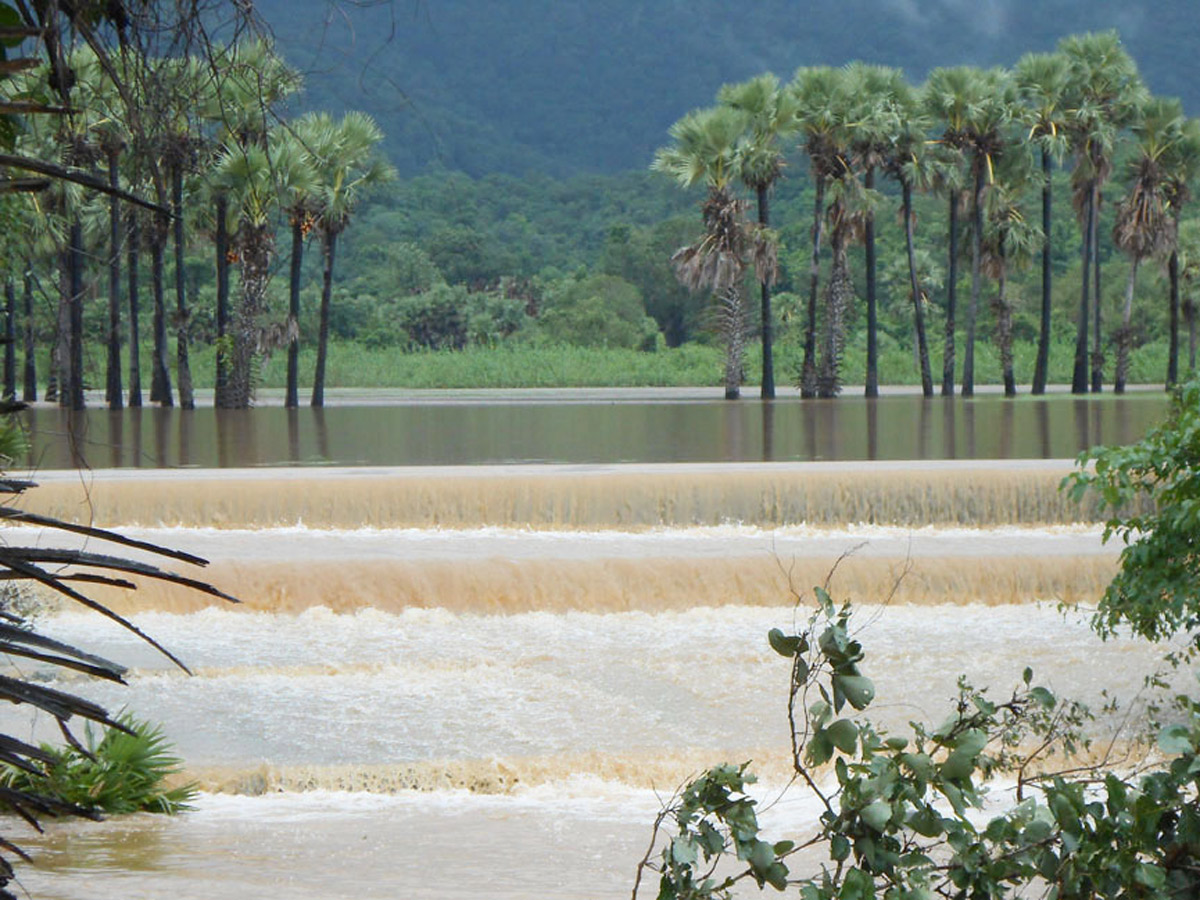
261;0;1200;176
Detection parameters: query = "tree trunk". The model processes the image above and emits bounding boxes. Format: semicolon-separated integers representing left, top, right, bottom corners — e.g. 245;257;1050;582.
106;149;122;409
818;225;850;399
21;267;35;403
1032;148;1052;395
173;164;193;410
286;218;303;408
996;248;1015;398
800;176;824;398
962;161;985;397
903;180;932;397
3;278;14;401
149;214;173;407
719;284;745;400
1091;183;1104;393
942;192;959;397
1072;184;1093;394
311;229;338;408
1114;257;1138;394
214;194;231;407
127;210;142;408
756;184;774;400
67;217;84;410
227;222;273;409
864;166;878;399
1168;248;1180;388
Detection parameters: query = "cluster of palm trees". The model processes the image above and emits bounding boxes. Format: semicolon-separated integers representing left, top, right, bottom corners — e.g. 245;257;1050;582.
1;40;393;410
655;31;1200;400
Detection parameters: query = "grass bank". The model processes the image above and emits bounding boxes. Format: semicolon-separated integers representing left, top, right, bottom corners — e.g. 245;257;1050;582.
141;338;1181;391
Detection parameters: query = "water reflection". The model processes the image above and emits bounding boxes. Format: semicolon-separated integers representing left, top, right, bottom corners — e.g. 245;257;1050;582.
14;394;1169;469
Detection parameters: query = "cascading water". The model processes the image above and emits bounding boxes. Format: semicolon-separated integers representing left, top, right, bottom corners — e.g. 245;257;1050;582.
0;398;1171;899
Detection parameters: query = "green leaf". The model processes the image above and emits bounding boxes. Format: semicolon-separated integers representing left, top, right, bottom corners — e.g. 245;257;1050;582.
860;799;892;832
1028;686;1055;709
832;674;875;711
670;834;698;866
806;730;833;767
826;719;859;754
1158;723;1194;755
768;628;802;658
830;833;850;861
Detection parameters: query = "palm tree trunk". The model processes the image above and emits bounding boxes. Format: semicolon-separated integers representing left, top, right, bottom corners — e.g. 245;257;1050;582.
864;166;878;399
1168;248;1180;388
942;192;959;397
67;217;84;411
1115;257;1138;394
1091;187;1104;393
228;223;273;409
127;210;142;408
214;194;231;408
173;164;193;410
902;180;932;397
3;278;15;401
149;214;173;407
106;149;122;409
286;218;303;408
720;285;745;400
818;225;849;399
756;184;774;400
801;176;824;398
1072;185;1094;394
962;162;984;397
21;267;35;403
311;229;337;408
1032;148;1052;395
997;247;1015;398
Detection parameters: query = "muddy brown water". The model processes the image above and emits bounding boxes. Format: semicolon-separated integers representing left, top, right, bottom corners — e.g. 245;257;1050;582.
0;391;1176;899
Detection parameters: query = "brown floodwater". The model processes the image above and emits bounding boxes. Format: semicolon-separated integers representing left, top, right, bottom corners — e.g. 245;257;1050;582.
16;392;1168;469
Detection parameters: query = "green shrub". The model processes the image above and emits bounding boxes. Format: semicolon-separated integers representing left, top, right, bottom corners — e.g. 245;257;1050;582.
1;714;195;815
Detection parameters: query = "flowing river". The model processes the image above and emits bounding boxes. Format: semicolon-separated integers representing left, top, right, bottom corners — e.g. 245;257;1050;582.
0;393;1175;899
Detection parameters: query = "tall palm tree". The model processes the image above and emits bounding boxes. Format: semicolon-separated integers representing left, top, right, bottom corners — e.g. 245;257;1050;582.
1160;117;1200;388
1015;51;1071;395
718;73;796;399
1060;31;1147;393
846;63;905;398
653;106;776;400
925;65;1016;397
1178;218;1200;373
303;111;393;409
789;66;851;398
1111;98;1184;392
271;123;319;410
980;150;1042;397
881;80;935;397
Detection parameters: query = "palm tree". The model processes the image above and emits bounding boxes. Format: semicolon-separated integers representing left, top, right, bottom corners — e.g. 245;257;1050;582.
718;73;796;399
846;63;905;398
790;66;851;398
1160;117;1200;387
1060;31;1147;393
271;123;319;409
1178;219;1200;372
653;106;776;400
1015;51;1071;395
303;111;393;408
980;151;1042;396
1111;98;1184;392
881;80;935;397
925;66;1016;397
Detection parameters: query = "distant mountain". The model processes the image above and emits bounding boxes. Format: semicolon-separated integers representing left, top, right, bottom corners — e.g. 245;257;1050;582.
258;0;1200;177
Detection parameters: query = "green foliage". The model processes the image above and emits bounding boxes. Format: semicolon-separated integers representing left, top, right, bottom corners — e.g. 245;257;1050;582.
639;585;1200;900
539;274;660;350
1;714;195;815
1064;376;1200;644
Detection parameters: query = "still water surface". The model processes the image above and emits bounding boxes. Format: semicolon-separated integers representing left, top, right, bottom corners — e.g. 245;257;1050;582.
19;393;1167;468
